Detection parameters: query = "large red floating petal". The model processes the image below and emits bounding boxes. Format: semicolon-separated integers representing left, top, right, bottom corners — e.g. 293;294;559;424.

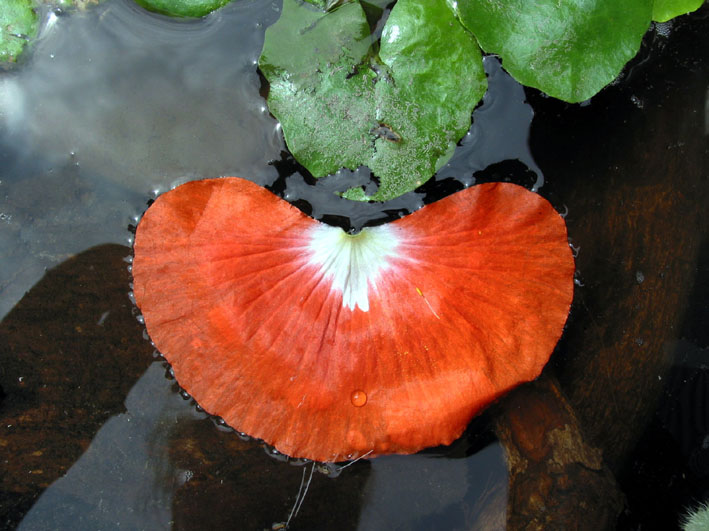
133;177;575;461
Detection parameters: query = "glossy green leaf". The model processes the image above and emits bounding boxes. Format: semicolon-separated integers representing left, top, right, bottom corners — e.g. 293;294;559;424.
0;0;37;63
653;0;704;22
454;0;652;103
260;0;486;201
133;0;232;17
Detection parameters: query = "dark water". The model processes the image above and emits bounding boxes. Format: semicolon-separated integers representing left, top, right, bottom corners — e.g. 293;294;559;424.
0;0;707;529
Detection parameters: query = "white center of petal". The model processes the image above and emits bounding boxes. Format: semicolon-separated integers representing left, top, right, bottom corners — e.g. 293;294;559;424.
307;224;400;312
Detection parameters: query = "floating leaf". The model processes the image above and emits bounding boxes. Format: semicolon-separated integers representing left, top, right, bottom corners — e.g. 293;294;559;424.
133;177;575;461
454;0;652;103
259;0;487;201
0;0;37;63
133;0;232;18
652;0;704;22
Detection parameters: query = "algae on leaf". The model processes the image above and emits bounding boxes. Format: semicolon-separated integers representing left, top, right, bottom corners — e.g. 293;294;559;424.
259;0;487;201
134;0;232;17
0;0;38;63
652;0;704;22
454;0;652;103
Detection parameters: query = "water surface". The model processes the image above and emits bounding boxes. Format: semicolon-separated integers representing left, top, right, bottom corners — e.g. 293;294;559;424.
1;1;708;529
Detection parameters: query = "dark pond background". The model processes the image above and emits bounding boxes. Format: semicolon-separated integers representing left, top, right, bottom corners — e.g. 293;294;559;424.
0;0;707;529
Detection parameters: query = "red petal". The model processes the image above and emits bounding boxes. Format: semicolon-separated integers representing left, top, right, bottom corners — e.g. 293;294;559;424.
133;177;574;461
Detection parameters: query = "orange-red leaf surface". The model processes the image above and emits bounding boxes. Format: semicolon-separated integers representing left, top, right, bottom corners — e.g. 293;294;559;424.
132;177;575;461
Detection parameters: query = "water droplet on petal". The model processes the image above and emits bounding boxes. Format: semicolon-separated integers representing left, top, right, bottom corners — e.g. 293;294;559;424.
350;390;367;407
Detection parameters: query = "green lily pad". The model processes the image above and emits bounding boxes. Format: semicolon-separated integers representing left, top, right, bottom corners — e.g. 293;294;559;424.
0;0;37;63
259;0;487;201
133;0;232;18
454;0;652;103
652;0;704;22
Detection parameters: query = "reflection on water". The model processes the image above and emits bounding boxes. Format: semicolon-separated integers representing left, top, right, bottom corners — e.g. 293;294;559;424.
17;363;189;530
0;0;284;190
358;444;507;530
0;0;708;528
0;0;283;319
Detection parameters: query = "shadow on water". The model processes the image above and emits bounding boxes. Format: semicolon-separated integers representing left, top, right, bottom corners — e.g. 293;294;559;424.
0;0;708;528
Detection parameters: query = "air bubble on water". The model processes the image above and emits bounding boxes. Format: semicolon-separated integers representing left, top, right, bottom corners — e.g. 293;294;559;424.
264;445;289;462
127;291;136;304
180;390;190;400
460;175;474;188
126;236;134;245
237;431;251;441
123;255;133;263
530;170;545;192
569;243;580;258
136;314;145;324
142;329;150;340
636;271;645;284
127;265;132;274
214;417;233;432
654;21;672;37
